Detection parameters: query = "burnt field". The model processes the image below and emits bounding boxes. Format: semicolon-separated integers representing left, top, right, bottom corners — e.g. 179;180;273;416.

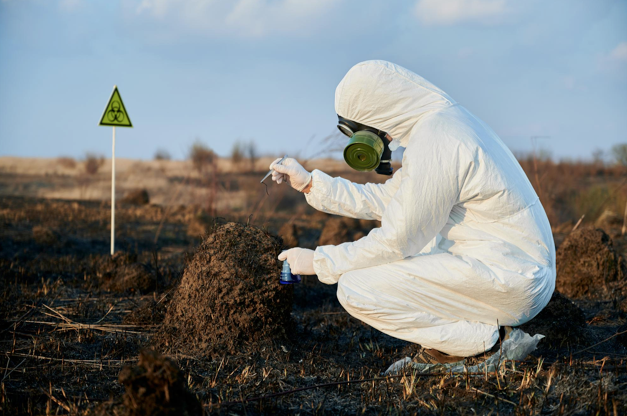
1;179;627;414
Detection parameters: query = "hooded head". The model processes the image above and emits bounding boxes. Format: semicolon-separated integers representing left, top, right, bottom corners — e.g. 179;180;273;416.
335;61;455;148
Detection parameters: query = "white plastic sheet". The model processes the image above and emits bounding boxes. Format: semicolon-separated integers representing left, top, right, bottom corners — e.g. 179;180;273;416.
384;329;545;375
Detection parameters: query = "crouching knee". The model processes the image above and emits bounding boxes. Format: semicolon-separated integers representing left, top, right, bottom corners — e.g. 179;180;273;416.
336;271;369;316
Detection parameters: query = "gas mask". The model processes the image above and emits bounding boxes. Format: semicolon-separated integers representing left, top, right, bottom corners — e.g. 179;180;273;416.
337;115;393;175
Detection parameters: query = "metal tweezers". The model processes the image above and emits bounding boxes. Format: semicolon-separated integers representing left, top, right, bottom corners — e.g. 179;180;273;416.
260;155;287;184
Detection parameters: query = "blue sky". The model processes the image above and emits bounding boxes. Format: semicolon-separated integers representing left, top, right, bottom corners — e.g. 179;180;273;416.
1;0;626;161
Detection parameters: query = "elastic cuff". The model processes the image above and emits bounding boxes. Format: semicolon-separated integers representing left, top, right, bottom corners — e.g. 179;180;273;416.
304;170;331;198
296;173;313;192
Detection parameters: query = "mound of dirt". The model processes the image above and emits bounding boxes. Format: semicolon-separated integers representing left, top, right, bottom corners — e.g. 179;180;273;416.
99;252;157;294
186;209;213;238
556;227;625;299
278;222;299;249
32;225;59;245
113;349;201;416
519;291;589;350
121;189;150;206
158;222;292;357
318;217;379;246
318;218;349;246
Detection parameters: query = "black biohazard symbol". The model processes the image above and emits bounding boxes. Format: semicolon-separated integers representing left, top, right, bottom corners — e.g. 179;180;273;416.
107;101;125;123
99;87;133;127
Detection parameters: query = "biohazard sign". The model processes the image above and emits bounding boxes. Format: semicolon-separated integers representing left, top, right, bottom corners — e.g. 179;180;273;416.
99;86;133;127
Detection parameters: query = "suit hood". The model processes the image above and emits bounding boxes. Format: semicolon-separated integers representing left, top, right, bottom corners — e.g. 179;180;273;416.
335;60;455;147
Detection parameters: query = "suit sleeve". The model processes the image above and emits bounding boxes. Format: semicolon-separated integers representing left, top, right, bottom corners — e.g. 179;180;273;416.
304;168;403;221
312;137;467;284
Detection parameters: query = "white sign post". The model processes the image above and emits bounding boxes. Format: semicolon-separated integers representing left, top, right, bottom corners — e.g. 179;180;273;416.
111;126;116;255
99;86;133;255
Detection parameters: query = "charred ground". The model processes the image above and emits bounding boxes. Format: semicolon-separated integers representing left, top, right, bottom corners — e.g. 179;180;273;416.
1;195;626;415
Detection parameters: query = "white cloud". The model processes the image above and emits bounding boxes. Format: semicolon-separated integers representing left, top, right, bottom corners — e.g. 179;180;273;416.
414;0;513;26
598;41;627;81
136;0;342;38
59;0;82;11
609;41;627;62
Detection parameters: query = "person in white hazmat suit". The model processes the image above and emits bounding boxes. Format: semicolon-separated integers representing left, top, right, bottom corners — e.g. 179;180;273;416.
272;60;556;362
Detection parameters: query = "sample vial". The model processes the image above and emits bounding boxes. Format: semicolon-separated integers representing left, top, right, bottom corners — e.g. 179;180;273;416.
280;261;301;284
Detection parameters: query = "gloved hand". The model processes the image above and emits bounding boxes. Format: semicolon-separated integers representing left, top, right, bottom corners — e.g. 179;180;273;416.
270;157;312;192
278;248;315;275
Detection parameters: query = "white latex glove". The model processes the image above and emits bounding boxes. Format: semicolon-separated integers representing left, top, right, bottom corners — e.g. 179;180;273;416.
278;248;315;275
270;157;312;192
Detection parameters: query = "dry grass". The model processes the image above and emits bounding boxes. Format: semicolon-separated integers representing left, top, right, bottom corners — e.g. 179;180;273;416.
1;157;627;414
517;156;627;227
56;156;77;170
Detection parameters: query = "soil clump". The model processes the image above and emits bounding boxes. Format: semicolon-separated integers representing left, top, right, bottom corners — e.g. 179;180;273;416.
99;252;157;294
158;222;292;357
556;227;625;299
186;209;213;238
519;291;589;351
278;222;299;248
96;349;202;416
31;225;60;245
318;217;379;246
121;189;150;205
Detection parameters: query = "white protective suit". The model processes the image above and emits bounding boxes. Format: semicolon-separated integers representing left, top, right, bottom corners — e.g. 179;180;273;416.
305;61;556;357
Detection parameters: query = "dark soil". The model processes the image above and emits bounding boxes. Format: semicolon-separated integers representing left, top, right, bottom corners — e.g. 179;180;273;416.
556;227;626;299
157;222;293;357
123;298;168;326
519;291;589;353
99;252;159;294
1;196;626;415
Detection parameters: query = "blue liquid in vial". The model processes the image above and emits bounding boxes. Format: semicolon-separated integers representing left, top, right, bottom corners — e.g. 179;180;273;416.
280;261;301;284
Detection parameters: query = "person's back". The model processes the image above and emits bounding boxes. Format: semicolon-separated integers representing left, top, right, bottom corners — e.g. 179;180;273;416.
409;104;556;325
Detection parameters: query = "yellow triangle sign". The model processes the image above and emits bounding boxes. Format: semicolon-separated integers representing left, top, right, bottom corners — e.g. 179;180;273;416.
99;86;133;127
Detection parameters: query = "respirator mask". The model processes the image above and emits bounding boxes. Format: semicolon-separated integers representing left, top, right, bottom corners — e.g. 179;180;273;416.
337;115;393;175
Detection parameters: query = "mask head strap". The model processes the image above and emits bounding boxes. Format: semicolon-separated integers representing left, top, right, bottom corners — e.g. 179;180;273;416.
337;115;387;140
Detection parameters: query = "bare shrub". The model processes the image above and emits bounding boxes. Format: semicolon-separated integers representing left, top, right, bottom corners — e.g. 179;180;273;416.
246;140;258;172
84;153;105;175
592;148;605;166
56;156;76;169
189;140;215;173
611;143;627;166
231;141;244;166
188;140;219;215
228;140;258;171
154;148;171;160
